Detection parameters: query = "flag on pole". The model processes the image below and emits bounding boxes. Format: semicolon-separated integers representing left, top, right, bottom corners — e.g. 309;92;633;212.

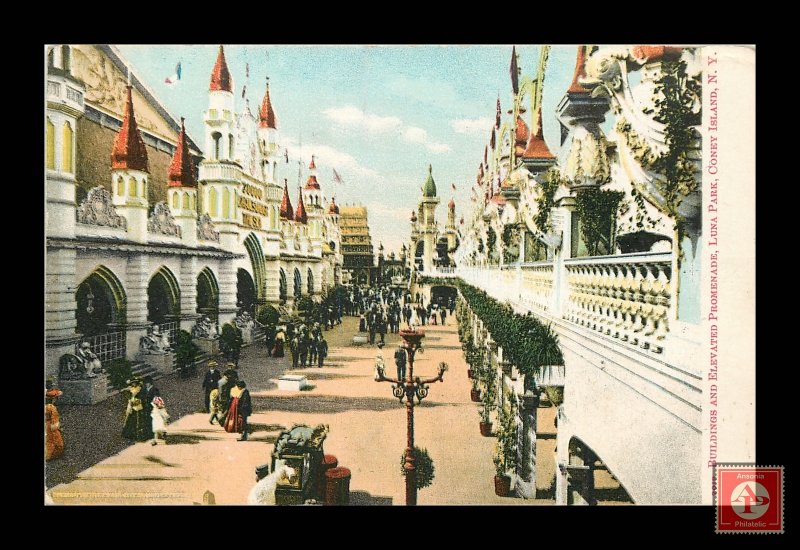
509;46;519;95
451;183;456;191
164;62;182;86
284;148;289;163
332;169;343;185
245;62;250;78
241;84;247;99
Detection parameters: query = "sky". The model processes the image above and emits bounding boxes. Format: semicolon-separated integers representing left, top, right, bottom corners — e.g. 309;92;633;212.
118;45;579;256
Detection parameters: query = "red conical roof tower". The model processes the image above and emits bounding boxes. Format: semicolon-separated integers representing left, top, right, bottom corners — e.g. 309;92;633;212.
305;156;320;189
259;78;277;129
295;188;308;224
210;45;232;92
568;45;590;94
280;180;294;220
515;115;530;157
521;109;555;160
168;117;195;187
112;86;149;172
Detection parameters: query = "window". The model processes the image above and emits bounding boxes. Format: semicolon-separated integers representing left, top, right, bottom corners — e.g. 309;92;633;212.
212;132;221;160
182;192;189;209
172;192;178;208
61;121;73;173
209;187;218;217
128;177;136;196
46;118;55;169
222;188;230;218
47;47;55;68
228;133;234;160
118;177;125;196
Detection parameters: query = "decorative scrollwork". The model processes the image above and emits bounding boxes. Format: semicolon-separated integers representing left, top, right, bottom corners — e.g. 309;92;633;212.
197;213;220;242
76;186;128;229
147;202;181;237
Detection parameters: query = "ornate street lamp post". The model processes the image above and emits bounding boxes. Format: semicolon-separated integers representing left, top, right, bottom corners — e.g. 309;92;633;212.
374;327;447;505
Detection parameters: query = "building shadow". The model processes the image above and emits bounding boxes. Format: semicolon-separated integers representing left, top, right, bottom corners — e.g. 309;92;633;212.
165;433;213;445
143;455;178;468
301;373;366;382
248;423;288;433
348;490;394;506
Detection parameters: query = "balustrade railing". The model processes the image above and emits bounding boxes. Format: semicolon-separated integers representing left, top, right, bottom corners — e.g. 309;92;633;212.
563;252;671;353
199;162;240;182
520;262;554;314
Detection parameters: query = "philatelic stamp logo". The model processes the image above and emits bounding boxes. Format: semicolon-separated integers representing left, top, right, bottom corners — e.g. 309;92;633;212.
714;464;784;534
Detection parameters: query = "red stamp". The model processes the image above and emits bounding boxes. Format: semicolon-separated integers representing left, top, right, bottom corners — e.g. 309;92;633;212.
715;465;784;534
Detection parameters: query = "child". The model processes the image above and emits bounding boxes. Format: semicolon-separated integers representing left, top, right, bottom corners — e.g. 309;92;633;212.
208;387;221;425
150;396;170;446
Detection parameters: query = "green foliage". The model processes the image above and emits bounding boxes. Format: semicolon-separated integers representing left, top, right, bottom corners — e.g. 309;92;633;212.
545;386;564;407
534;168;562;233
494;394;519;476
107;358;133;390
477;238;485;254
219;323;243;365
486;227;497;263
501;224;520;264
257;305;280;327
296;295;319;324
480;363;497;423
174;329;200;370
576;189;624;256
400;446;435;490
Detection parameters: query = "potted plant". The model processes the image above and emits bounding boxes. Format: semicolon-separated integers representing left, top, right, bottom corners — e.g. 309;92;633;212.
220;323;244;366
479;364;497;437
493;394;519;497
174;329;200;378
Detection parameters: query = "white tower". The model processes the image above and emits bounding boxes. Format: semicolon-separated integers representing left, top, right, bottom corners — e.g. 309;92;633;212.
204;45;235;162
419;165;440;273
167;117;198;247
257;77;279;183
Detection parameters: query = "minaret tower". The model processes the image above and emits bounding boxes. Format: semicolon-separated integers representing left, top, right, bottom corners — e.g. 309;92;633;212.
168;117;198;246
111;86;150;243
419;164;440;273
204;45;235;163
258;77;279;183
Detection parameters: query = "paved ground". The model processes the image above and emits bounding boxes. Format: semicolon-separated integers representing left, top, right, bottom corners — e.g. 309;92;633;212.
47;315;554;505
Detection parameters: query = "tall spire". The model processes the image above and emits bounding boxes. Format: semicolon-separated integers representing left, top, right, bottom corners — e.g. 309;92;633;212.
209;45;233;92
495;97;502;129
111;86;149;172
280;179;294;220
509;46;519;95
259;77;277;129
422;164;437;198
305;155;320;189
567;45;590;94
168;117;195;187
295;187;308;224
521;108;555;160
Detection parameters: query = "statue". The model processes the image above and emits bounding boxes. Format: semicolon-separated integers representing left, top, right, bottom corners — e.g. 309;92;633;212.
76;342;103;377
273;424;329;455
235;311;255;342
192;315;219;339
139;324;172;355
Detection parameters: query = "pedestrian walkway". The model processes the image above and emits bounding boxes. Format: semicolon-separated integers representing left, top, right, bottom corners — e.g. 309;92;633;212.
47;316;549;505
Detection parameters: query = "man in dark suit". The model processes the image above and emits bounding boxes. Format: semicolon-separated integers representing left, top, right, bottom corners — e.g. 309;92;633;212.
202;361;221;413
236;380;253;441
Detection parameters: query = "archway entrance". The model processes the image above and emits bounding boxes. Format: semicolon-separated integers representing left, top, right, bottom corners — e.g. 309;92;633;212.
279;269;288;304
196;267;219;321
76;266;126;337
243;233;266;312
430;285;457;308
307;268;314;295
293;268;302;300
148;266;180;326
237;268;257;316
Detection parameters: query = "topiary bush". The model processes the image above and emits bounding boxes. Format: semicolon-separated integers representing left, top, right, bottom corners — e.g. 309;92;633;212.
400;446;435;490
220;323;243;365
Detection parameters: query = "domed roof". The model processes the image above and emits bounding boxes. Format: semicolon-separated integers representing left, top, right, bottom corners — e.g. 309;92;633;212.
422;164;437;198
448;198;455;209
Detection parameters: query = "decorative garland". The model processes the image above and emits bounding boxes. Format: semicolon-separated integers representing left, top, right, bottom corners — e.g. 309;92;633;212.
534;168;561;233
575;188;625;256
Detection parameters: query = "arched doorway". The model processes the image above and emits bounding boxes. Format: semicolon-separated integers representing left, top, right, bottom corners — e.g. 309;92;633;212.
279;269;288;304
196;267;219;321
566;437;634;505
307;268;314;295
237;268;257;316
293;268;302;300
147;266;180;326
430;285;457;308
76;266;127;336
243;233;266;310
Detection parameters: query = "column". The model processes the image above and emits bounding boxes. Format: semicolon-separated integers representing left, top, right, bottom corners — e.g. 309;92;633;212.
552;198;576;318
45;248;80;379
125;254;152;359
179;256;199;331
515;392;539;499
218;260;238;326
265;259;280;306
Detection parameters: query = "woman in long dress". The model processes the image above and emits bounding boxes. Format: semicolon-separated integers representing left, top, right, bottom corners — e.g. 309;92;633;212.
273;328;286;358
223;383;244;433
45;384;65;461
122;379;152;441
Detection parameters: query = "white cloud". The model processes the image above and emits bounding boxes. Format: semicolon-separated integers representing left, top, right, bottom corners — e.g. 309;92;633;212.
282;136;381;179
322;104;450;154
451;116;494;136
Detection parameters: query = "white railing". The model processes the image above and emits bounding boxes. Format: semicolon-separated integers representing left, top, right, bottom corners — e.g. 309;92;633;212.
47;81;61;98
564;252;671;353
66;86;83;106
83;331;127;366
521;261;554;314
199;162;240;182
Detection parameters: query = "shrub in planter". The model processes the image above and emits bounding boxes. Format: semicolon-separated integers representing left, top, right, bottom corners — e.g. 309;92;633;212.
400;446;435;490
175;329;200;376
493;394;519;496
220;323;244;365
479;365;497;436
106;358;133;390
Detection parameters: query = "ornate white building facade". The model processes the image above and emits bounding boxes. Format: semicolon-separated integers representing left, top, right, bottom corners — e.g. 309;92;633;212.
45;45;343;392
